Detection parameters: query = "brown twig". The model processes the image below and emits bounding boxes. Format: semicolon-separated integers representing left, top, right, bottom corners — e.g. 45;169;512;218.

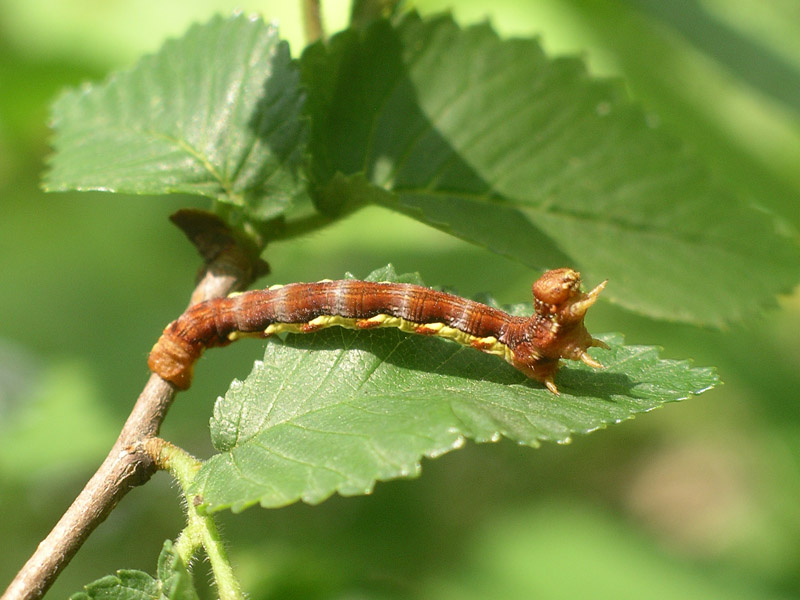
302;0;325;43
2;211;259;600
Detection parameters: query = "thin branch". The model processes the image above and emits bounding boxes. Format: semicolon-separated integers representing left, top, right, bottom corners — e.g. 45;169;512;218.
2;212;258;600
2;376;173;600
302;0;325;44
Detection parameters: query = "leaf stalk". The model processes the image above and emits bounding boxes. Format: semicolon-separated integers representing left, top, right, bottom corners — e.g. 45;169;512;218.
152;439;245;600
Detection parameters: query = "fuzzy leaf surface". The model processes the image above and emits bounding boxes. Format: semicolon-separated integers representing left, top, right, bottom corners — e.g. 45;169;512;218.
301;13;800;325
45;14;306;221
191;269;717;513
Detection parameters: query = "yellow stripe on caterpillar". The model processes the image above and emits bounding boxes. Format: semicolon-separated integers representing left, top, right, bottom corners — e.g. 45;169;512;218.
259;314;516;367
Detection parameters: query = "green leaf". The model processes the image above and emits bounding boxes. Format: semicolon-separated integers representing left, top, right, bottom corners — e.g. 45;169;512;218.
301;13;800;325
190;270;717;513
344;262;424;285
70;541;197;600
45;14;307;221
70;571;159;600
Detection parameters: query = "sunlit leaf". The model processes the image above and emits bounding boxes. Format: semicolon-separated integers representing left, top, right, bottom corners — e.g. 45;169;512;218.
191;268;717;512
301;12;800;325
45;14;307;221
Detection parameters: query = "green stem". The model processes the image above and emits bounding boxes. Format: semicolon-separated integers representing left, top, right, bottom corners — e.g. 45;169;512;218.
172;523;201;567
275;211;335;241
149;439;245;600
196;512;243;600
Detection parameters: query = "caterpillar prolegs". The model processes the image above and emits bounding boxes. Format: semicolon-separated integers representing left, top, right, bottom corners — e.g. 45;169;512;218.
148;268;608;395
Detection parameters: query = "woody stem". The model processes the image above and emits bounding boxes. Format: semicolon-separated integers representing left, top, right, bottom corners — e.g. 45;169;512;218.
2;214;257;600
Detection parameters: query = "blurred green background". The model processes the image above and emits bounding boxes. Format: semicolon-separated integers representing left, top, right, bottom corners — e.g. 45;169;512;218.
2;1;800;598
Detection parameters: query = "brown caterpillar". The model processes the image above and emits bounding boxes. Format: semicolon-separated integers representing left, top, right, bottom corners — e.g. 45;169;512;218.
148;268;608;395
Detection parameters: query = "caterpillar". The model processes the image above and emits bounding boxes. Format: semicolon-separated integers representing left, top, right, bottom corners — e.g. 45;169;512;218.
148;268;608;395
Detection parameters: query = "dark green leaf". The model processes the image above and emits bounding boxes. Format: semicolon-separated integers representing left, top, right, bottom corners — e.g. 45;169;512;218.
191;269;717;513
301;13;800;325
45;14;307;221
70;541;197;600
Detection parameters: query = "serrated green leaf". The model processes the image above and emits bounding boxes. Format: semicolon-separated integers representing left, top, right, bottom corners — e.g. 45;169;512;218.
70;541;197;600
70;571;159;600
345;262;424;285
301;13;800;325
45;14;307;221
190;270;716;513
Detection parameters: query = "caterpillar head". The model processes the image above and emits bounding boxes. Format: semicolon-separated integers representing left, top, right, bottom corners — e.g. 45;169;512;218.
532;268;606;322
519;268;609;394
